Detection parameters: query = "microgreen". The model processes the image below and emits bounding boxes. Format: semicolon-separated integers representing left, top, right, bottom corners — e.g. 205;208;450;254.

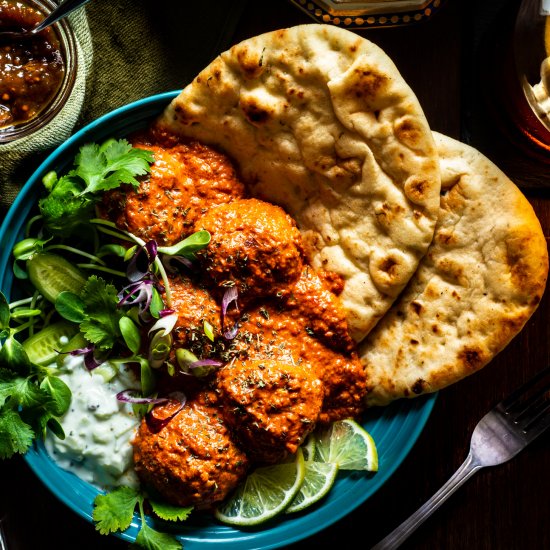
157;230;210;258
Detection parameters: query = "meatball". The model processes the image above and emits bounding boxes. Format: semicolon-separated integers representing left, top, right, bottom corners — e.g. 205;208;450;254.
216;359;323;464
230;270;367;424
167;274;222;357
100;139;246;246
194;198;304;298
132;395;249;508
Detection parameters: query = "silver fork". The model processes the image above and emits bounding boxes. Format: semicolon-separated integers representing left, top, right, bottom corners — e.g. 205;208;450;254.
371;367;550;550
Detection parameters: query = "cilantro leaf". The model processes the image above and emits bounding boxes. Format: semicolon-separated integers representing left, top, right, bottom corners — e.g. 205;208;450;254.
38;175;94;236
149;499;193;522
80;276;122;349
0;370;50;409
93;486;140;535
0;408;35;458
135;521;182;550
75;140;154;195
39;139;154;235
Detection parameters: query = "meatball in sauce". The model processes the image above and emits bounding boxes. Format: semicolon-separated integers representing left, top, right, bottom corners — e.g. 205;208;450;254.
133;395;249;508
194;198;304;299
216;359;324;464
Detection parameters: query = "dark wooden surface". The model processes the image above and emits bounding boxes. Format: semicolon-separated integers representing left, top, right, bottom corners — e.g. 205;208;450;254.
2;0;550;548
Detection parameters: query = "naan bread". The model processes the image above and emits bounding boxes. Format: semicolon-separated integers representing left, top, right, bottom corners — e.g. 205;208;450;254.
361;133;549;406
156;24;441;342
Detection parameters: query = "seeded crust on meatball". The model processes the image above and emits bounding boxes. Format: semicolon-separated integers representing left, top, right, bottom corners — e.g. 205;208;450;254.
194;198;304;298
215;359;324;464
132;396;249;508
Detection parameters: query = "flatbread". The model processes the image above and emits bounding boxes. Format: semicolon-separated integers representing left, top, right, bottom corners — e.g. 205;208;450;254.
156;24;441;342
360;132;549;406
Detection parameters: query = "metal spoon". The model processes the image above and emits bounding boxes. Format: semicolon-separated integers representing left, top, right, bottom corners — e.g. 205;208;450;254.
0;0;91;43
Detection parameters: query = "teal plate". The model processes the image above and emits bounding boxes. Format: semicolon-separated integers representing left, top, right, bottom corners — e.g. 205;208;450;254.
0;91;437;549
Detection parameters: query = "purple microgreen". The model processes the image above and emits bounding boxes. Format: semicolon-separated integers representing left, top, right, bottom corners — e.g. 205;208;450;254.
159;308;175;318
145;391;187;432
117;278;155;311
175;349;222;378
69;345;104;371
126;240;157;283
148;313;178;337
188;359;222;378
175;348;198;373
221;285;239;340
223;322;239;340
189;359;222;369
116;390;169;405
145;240;158;261
221;286;239;318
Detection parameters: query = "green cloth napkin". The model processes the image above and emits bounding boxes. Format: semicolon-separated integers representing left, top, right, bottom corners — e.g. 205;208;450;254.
0;0;247;219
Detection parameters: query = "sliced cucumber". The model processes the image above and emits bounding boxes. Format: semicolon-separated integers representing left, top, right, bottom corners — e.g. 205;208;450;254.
27;252;87;303
22;321;79;366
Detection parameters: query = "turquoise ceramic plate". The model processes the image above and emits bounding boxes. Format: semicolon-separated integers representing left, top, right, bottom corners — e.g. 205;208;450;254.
0;91;437;549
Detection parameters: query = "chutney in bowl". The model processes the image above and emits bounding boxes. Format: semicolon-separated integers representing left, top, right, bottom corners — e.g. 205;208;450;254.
0;0;76;143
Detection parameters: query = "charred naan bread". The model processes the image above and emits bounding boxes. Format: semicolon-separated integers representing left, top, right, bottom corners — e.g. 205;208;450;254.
156;24;441;342
361;133;549;406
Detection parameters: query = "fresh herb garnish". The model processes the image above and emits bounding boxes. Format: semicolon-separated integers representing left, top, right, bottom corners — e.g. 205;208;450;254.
0;291;72;459
1;138;212;548
39;139;154;236
92;485;192;550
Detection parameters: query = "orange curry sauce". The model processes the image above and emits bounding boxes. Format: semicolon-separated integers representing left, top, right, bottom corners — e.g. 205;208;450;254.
102;129;367;509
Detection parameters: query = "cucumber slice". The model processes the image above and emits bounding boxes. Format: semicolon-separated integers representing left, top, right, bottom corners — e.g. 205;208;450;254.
23;321;79;366
27;252;87;303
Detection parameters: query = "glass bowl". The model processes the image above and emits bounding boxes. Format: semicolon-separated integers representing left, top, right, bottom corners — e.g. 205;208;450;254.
0;0;77;144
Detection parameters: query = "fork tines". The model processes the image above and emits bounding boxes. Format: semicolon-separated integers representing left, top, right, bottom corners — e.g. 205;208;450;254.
498;366;550;438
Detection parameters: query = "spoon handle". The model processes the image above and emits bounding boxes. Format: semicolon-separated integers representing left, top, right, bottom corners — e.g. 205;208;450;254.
34;0;92;33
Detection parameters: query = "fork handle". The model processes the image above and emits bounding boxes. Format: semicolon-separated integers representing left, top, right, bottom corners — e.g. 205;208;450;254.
370;452;482;549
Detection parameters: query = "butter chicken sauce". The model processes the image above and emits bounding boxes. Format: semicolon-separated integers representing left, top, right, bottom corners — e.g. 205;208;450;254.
112;130;367;508
0;1;64;128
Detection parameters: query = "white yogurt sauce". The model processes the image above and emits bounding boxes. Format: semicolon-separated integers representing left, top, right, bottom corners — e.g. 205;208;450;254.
45;354;142;489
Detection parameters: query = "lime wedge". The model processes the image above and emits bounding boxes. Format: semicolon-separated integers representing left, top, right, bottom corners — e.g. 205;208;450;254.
313;419;378;472
215;448;305;526
286;461;338;514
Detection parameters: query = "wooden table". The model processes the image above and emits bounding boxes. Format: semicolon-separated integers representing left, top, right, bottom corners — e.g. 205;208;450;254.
1;1;549;548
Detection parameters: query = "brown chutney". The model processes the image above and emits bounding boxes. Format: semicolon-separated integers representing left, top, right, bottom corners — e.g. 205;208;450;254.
0;0;65;128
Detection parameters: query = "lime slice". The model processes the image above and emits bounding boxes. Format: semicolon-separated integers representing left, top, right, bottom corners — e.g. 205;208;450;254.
313;419;378;472
215;448;305;526
286;461;338;514
302;433;316;461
